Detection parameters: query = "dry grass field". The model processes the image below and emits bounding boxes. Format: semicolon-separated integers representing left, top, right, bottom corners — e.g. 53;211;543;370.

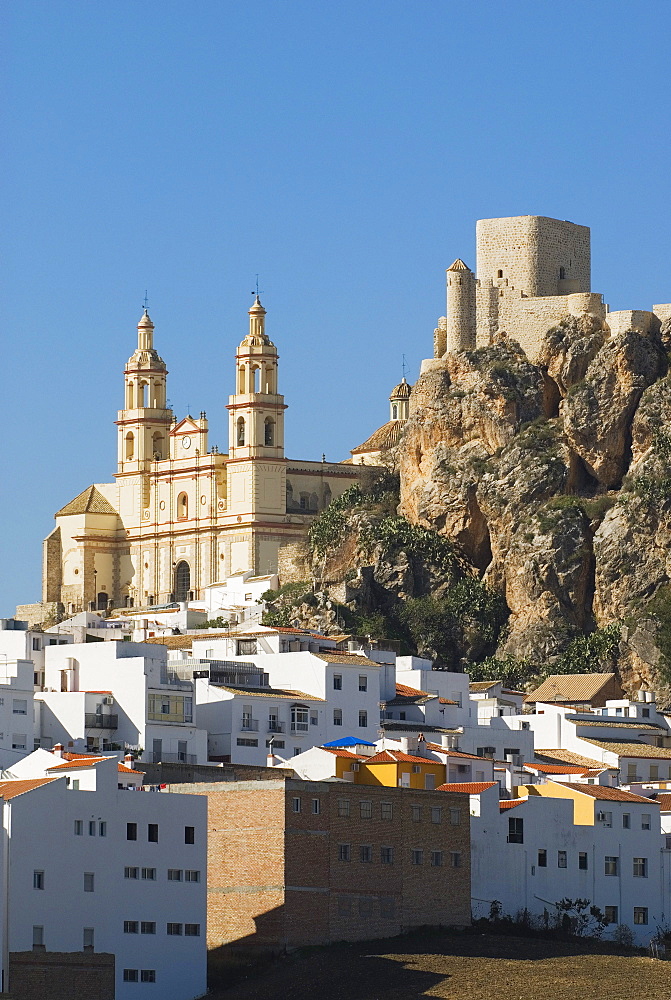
208;931;671;1000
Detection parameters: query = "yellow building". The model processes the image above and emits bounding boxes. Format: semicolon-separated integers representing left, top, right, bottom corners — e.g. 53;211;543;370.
315;747;446;790
38;298;363;617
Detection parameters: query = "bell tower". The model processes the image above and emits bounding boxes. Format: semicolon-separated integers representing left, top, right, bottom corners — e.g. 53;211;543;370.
227;297;286;459
116;310;173;473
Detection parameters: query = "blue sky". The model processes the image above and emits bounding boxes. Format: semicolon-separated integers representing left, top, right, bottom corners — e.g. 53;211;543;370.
2;1;670;615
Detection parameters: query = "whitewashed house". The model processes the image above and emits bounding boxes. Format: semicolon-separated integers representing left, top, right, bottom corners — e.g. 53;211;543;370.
35;641;207;764
0;751;206;999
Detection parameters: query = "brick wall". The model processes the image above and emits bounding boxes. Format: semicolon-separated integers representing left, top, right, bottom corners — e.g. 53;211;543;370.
9;951;114;1000
177;778;471;953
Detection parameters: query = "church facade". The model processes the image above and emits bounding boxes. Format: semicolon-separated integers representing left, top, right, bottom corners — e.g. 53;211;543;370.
40;298;362;615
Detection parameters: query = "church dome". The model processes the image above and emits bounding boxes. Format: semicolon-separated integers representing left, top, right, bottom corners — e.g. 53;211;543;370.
389;377;411;401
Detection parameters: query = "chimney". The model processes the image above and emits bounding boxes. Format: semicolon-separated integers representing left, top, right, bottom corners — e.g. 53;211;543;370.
52;743;64;758
440;734;451;750
124;753;134;766
417;733;428;757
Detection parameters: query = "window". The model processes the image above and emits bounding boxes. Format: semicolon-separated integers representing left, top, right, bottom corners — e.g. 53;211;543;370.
88;820;96;836
185;870;201;882
127;822;137;841
33;870;44;890
74;820;83;836
291;705;309;733
12;699;27;715
333;674;342;690
125;867;139;879
507;817;523;844
167;923;183;935
32;637;41;651
141;971;156;983
185;924;201;936
338;844;351;862
292;797;301;813
333;709;343;726
142;868;156;881
148;824;158;843
237;738;258;747
431;806;442;825
185;825;195;844
266;739;285;749
124;921;139;934
380;847;394;864
431;851;443;867
605;856;619;876
633;857;648;878
12;735;26;750
177;492;188;519
622;813;631;829
599;810;613;827
450;852;462;868
642;813;651;830
337;799;350;818
559;266;566;280
412;765;421;774
124;969;139;983
99;821;107;837
310;711;318;726
578;852;588;871
84;872;95;892
450;808;461;826
633;907;648;925
360;800;372;819
309;798;320;816
32;925;44;948
604;905;618;925
358;675;367;692
557;851;567;869
358;710;368;728
411;849;423;865
168;869;183;881
82;926;94;950
264;417;274;445
141;922;156;934
538;849;547;868
411;804;422;823
360;845;372;863
381;802;393;820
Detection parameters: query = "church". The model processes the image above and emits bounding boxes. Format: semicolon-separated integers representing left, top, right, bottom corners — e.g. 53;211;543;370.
40;297;406;616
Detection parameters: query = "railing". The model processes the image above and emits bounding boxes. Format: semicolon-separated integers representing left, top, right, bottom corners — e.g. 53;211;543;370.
146;752;197;764
267;721;285;733
240;719;259;732
85;714;119;729
290;723;309;734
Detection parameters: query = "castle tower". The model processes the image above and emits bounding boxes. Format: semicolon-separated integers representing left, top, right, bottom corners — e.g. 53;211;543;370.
116;311;173;473
446;259;476;352
389;377;411;420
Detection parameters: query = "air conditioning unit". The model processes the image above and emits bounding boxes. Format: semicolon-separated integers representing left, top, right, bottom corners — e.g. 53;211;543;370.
103;697;114;706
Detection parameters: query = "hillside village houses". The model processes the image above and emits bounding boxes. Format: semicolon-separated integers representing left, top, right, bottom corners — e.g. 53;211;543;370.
9;216;671;993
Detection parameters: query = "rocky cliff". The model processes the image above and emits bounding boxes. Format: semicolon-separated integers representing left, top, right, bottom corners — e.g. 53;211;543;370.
273;315;671;701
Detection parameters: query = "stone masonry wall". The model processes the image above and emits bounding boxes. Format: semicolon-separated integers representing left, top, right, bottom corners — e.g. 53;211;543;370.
9;952;115;1000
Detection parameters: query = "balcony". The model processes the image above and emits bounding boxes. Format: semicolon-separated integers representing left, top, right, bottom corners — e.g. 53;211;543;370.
267;721;285;733
146;752;197;764
240;718;259;732
290;724;309;735
85;714;119;730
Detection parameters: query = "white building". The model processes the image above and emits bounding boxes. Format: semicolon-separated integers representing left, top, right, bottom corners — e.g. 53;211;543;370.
464;781;663;945
0;617;73;690
36;641;208;764
201;569;278;624
0;644;36;769
0;750;206;999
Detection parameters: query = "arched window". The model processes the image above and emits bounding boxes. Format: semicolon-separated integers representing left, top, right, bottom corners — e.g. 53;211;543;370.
237;417;245;446
559;266;566;280
286;481;294;508
126;382;134;408
252;367;260;393
497;269;503;279
174;561;190;603
238;367;246;393
97;592;108;611
264;368;275;393
177;492;188;519
152;432;164;460
291;704;309;734
138;381;148;407
125;432;134;461
392;404;398;419
264;417;275;446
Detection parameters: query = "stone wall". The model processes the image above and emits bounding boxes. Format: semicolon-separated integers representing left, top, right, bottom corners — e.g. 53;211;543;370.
277;541;311;585
9;951;114;1000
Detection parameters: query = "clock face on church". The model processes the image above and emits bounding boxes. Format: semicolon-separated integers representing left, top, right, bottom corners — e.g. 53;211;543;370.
182;436;191;450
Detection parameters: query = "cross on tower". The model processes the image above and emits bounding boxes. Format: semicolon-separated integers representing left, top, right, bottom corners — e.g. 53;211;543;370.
143;290;149;312
251;275;264;298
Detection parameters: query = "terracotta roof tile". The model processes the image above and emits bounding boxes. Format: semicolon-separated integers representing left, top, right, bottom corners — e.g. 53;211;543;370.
655;794;671;810
424;744;483;760
534;749;615;768
56;485;118;517
523;763;593;775
0;778;59;800
469;681;500;692
557;782;660;805
499;799;525;810
118;763;143;775
47;757;108;771
436;781;497;794
214;685;325;701
320;748;363;759
581;739;671;759
351;420;404;456
311;652;380;667
526;672;619;704
568;718;664;731
365;750;437;765
396;683;432;698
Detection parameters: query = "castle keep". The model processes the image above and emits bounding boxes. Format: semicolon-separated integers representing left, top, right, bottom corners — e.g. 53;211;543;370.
434;215;671;362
